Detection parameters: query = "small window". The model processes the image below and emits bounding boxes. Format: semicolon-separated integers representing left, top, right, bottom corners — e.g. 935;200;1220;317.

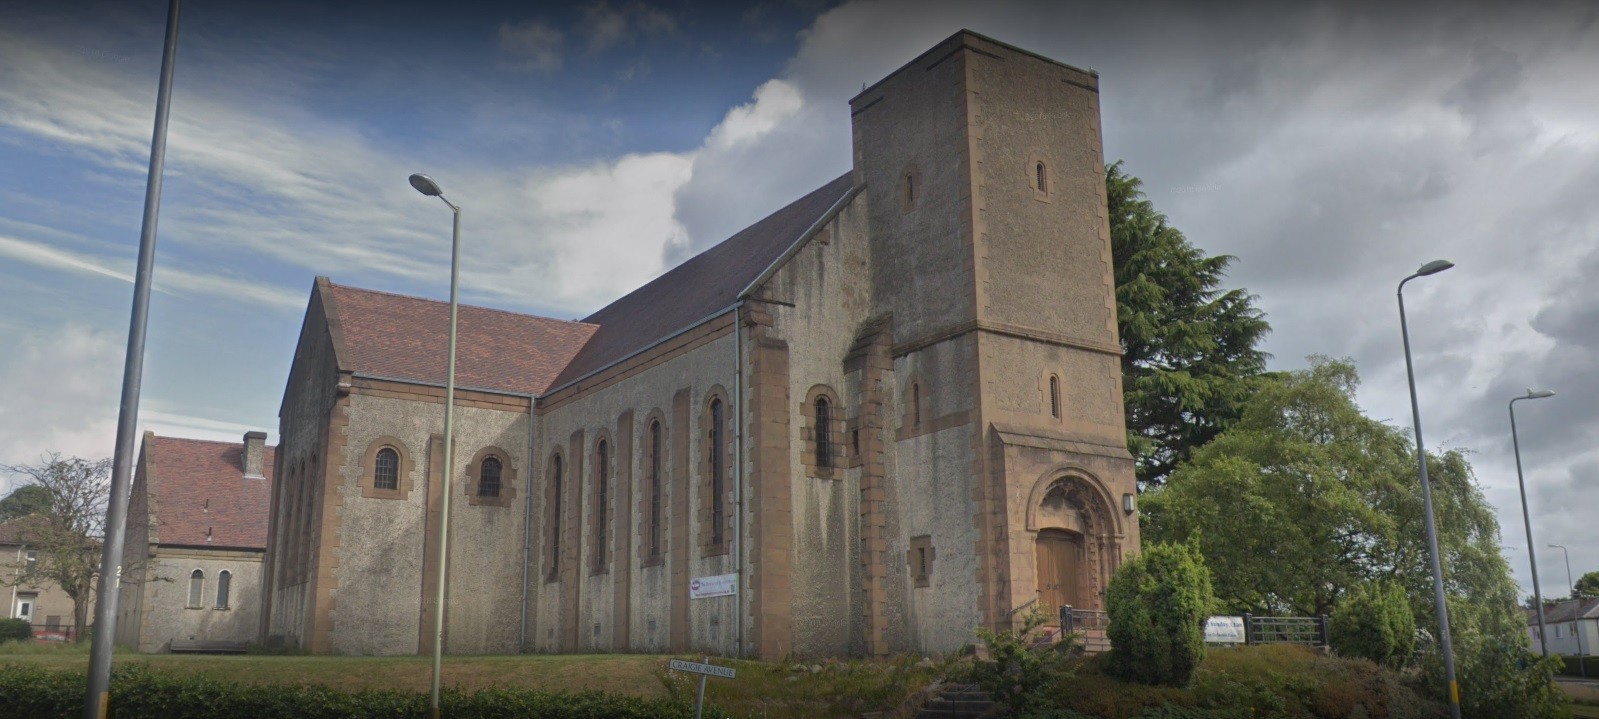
478;456;502;498
374;448;399;490
551;455;563;574
710;400;726;546
1049;375;1061;419
815;396;833;469
905;173;915;206
648;421;663;558
188;569;204;608
911;383;921;427
1036;161;1047;192
24;551;36;570
215;570;232;609
908;535;934;588
595;439;609;567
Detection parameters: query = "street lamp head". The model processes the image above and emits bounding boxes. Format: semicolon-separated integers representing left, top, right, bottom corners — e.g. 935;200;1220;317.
408;173;444;197
1416;259;1455;276
1526;389;1556;399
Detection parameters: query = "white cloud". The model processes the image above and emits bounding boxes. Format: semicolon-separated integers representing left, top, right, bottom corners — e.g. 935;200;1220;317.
0;325;122;492
0;234;303;310
498;19;564;73
578;1;678;53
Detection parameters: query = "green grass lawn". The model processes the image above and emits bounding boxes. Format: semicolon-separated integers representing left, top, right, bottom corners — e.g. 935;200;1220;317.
1571;705;1599;719
0;643;939;718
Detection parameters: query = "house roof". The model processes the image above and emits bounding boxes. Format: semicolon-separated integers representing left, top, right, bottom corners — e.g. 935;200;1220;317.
1531;597;1599;623
146;436;274;550
324;281;598;397
0;514;50;546
550;172;856;388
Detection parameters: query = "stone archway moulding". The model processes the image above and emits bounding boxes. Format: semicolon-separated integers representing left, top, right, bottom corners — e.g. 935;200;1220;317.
1023;464;1123;536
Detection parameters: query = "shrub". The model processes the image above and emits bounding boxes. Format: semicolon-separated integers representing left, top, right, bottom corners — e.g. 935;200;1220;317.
1105;542;1213;687
0;619;31;644
1328;581;1414;668
971;607;1074;713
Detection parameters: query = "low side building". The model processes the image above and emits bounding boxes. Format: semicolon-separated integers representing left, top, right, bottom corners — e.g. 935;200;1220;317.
115;432;274;652
1528;597;1599;659
0;515;85;640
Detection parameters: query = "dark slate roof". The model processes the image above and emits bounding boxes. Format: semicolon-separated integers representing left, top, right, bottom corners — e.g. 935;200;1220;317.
1530;597;1599;623
550;172;856;388
325;282;598;396
148;436;274;550
0;515;49;546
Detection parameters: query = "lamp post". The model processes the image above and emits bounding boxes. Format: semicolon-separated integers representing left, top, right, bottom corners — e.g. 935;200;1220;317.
1510;389;1555;657
410;173;461;719
1397;258;1461;719
1550;543;1586;676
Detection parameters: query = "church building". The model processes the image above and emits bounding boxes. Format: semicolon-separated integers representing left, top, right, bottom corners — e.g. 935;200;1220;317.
261;30;1140;659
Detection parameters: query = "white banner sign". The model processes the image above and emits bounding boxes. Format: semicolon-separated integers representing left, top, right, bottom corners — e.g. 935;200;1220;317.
669;659;737;679
689;573;737;599
1205;616;1247;644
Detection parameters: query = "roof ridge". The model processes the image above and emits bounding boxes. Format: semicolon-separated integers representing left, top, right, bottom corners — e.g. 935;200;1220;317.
149;435;275;448
326;280;598;329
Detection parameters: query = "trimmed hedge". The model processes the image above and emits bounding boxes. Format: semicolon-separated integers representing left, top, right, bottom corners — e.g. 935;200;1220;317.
1105;542;1214;687
0;663;712;719
1328;581;1414;668
0;619;30;644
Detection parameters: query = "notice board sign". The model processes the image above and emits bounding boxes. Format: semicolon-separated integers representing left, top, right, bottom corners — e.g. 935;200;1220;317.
1205;616;1246;644
689;573;737;599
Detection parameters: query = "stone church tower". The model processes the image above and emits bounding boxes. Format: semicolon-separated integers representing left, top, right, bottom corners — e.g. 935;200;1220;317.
261;30;1138;659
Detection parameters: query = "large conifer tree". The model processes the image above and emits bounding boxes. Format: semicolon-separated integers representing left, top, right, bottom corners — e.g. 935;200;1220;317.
1107;162;1270;487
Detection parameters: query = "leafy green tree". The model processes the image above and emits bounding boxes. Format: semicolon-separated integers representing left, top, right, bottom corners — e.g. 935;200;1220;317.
1105;542;1213;687
1142;358;1568;717
0;484;50;522
1574;571;1599;599
1108;162;1271;488
1329;581;1415;668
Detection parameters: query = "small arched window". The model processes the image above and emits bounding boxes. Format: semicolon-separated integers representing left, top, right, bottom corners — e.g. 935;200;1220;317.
478;456;502;498
911;383;921;427
187;569;204;608
1049;375;1062;419
374;447;399;490
1035;162;1047;192
648;421;663;558
595;439;609;566
551;455;563;572
215;570;232;609
815;396;833;469
905;173;915;206
709;399;726;545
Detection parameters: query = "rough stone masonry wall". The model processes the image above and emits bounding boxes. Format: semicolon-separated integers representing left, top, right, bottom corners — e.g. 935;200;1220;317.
135;550;263;652
531;330;737;656
329;389;527;656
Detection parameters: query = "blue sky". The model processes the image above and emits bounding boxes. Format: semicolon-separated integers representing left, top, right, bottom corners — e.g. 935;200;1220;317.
2;0;1598;597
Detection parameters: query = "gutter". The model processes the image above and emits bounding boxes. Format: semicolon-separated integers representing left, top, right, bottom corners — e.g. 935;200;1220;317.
733;299;746;657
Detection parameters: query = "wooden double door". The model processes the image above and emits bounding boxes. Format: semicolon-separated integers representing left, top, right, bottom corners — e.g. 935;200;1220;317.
1035;529;1084;611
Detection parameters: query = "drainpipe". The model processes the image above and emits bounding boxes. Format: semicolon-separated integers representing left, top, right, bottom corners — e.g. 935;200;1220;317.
733;302;746;657
8;546;18;618
519;392;536;651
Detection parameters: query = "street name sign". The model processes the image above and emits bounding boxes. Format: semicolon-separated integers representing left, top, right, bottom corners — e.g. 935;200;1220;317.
669;659;736;679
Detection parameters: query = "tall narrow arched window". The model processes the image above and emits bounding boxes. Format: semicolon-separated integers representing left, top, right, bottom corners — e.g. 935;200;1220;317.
478;456;502;498
595;439;609;567
1036;162;1047;192
551;455;563;573
649;421;663;558
815;396;833;469
911;383;921;427
1049;375;1062;419
905;173;915;206
215;570;232;609
374;447;399;490
710;399;726;546
187;569;204;608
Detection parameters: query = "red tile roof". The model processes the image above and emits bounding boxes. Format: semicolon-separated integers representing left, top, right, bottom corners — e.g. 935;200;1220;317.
147;436;273;550
325;282;598;396
550;173;855;387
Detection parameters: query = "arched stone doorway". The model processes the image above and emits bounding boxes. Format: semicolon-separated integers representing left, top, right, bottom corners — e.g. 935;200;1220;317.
1025;469;1123;612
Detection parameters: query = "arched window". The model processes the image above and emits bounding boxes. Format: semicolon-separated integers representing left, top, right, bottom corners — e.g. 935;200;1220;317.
815;396;833;469
1049;375;1061;419
911;382;921;427
187;569;204;608
905;173;915;206
478;456;502;498
215;570;232;609
550;455;563;573
1035;162;1047;192
595;439;609;567
648;421;663;558
709;399;726;546
374;447;399;490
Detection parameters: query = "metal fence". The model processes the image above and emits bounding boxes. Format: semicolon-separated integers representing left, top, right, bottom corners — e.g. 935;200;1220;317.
1059;605;1109;634
1242;613;1329;647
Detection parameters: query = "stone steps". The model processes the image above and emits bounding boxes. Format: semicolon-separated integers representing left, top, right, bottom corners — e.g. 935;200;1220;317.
915;683;994;719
